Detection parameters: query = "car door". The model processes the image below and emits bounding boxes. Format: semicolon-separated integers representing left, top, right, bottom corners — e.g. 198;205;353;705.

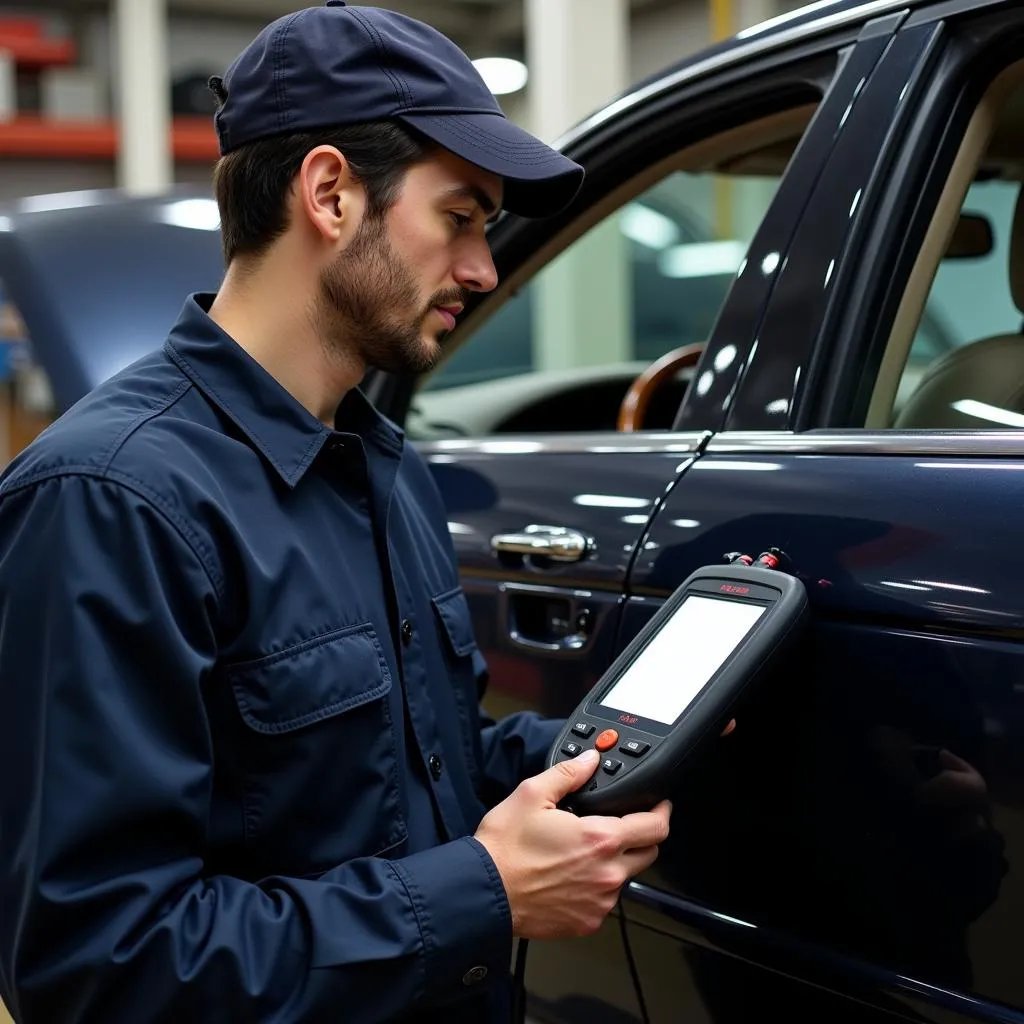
626;2;1024;1022
368;12;912;1023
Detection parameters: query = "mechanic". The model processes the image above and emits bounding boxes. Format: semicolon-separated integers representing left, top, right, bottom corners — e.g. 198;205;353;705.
0;4;672;1023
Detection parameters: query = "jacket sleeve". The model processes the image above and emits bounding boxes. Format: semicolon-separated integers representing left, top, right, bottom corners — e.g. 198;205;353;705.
0;474;511;1024
472;648;565;804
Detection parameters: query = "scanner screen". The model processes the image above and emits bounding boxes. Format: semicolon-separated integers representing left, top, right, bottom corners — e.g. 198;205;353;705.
599;595;765;725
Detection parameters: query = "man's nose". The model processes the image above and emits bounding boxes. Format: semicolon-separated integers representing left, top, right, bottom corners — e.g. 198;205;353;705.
455;243;499;294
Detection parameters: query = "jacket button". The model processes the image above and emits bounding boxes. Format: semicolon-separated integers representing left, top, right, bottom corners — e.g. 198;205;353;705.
462;965;488;986
429;754;443;781
401;619;413;646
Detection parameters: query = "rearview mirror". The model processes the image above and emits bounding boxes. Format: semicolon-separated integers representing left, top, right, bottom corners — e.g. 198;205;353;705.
945;212;994;259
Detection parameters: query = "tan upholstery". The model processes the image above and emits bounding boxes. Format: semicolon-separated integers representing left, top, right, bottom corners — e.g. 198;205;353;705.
895;186;1024;428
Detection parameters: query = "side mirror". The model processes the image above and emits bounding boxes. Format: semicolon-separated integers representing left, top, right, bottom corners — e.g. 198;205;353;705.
945;212;994;259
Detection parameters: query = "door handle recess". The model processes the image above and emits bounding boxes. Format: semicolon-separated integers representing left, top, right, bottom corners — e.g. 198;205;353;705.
490;524;592;563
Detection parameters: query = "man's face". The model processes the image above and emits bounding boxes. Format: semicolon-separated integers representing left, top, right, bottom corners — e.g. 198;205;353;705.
317;150;501;376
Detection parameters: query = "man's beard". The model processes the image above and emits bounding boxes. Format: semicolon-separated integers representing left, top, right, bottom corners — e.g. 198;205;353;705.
316;212;466;376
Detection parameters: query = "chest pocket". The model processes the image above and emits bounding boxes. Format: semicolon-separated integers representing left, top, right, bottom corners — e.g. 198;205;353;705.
432;587;487;789
224;623;406;876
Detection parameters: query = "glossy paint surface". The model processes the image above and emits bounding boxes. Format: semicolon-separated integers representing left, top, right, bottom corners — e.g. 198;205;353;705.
620;449;1024;1022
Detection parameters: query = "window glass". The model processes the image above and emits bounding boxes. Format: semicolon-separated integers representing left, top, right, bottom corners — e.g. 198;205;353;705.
407;169;784;439
895;180;1021;423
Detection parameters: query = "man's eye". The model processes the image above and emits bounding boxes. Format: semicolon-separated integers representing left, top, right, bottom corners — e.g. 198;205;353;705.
449;212;472;228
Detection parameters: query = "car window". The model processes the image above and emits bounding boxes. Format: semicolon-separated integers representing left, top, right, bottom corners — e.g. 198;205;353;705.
892;180;1021;421
865;62;1024;429
405;123;801;440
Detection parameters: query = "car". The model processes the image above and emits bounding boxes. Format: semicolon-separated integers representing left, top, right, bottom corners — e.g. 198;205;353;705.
3;0;1024;1020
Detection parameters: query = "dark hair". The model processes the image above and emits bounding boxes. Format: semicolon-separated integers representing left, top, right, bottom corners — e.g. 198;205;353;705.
212;121;433;265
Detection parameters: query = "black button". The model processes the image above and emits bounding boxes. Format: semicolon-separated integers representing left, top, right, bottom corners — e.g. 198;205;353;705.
620;740;650;757
401;619;413;646
602;758;623;775
571;722;595;739
560;741;584;757
429;754;443;781
462;965;488;986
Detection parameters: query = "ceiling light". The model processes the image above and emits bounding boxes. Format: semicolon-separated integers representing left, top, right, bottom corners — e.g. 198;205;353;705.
658;239;746;279
952;398;1024;428
620;203;679;250
473;57;528;96
157;198;221;232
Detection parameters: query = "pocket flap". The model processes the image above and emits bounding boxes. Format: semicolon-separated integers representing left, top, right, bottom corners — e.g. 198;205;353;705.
226;624;392;734
431;587;477;658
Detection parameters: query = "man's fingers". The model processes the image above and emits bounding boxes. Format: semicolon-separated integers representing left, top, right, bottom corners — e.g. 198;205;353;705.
530;748;600;803
618;800;672;850
620;844;661;879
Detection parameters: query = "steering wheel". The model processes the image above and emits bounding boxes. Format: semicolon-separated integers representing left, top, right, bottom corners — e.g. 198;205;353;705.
617;343;705;432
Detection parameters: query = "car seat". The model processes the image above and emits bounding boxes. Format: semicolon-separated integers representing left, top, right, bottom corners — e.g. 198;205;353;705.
896;186;1024;429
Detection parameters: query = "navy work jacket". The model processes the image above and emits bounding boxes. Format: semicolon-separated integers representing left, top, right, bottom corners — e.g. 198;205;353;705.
0;295;562;1023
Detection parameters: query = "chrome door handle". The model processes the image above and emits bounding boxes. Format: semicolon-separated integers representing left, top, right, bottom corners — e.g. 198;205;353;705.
490;524;592;563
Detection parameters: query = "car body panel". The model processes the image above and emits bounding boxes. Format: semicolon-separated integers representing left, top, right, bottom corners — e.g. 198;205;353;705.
420;434;705;722
620;436;1024;1022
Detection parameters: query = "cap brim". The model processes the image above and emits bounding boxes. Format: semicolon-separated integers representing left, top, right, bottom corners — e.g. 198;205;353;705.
398;111;584;218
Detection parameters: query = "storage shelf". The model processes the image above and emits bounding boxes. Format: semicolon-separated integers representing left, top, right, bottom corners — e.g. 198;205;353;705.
0;116;219;162
0;19;76;69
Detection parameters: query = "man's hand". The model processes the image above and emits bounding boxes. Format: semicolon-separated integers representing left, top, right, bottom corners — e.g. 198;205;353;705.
474;749;672;939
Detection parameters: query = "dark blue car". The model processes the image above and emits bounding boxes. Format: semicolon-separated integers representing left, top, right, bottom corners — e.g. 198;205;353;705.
3;0;1024;1020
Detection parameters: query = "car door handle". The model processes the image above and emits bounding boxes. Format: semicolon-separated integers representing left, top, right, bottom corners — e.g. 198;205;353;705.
490;524;592;563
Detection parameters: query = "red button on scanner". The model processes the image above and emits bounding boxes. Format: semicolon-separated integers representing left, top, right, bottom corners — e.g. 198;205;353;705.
595;729;619;752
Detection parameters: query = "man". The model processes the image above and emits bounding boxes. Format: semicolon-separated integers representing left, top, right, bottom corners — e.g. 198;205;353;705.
0;4;672;1022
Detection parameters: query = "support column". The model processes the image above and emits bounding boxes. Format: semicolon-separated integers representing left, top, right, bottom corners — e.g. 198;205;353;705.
114;0;172;195
525;0;631;373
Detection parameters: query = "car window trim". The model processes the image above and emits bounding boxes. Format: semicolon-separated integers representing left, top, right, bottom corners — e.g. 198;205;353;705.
414;431;711;457
705;428;1024;455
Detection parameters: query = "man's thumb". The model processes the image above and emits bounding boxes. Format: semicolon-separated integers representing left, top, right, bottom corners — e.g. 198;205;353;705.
543;748;600;800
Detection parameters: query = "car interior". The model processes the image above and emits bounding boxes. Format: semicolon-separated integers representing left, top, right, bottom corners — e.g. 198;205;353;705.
869;59;1024;430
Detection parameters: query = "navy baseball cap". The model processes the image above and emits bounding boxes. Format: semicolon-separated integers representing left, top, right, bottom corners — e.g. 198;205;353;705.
211;1;585;218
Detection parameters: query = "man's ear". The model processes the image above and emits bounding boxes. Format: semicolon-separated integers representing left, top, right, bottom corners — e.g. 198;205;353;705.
295;145;366;245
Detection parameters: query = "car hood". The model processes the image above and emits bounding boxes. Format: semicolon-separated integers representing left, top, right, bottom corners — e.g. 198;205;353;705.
0;188;225;411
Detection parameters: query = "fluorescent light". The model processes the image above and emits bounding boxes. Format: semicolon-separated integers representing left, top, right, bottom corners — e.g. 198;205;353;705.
473;57;528;96
19;189;105;213
714;345;737;372
659;239;745;279
693;461;782;471
736;0;843;39
573;493;651;509
952;398;1024;428
158;198;221;232
478;440;544;454
912;580;989;595
620;203;679;250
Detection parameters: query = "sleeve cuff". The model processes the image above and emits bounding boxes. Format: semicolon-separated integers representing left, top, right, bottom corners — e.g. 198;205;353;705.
389;836;513;1002
525;715;566;778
